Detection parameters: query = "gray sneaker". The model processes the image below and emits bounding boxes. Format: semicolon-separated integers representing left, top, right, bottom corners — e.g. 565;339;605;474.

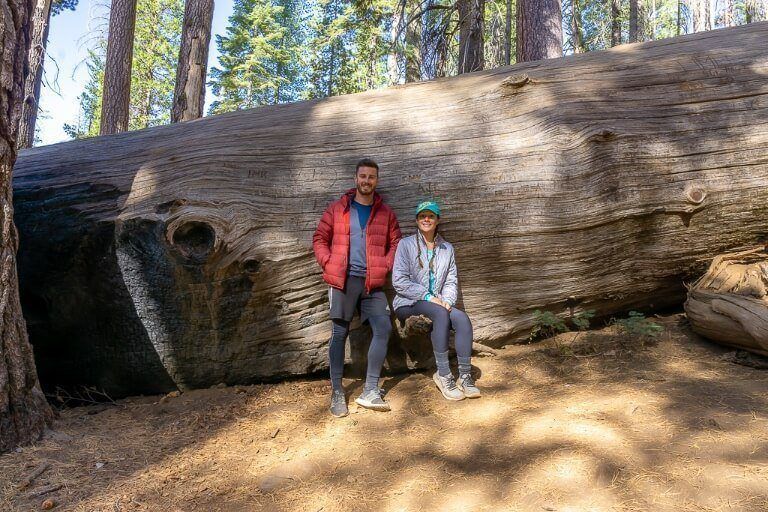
457;373;481;398
355;387;391;411
433;372;465;401
330;389;348;417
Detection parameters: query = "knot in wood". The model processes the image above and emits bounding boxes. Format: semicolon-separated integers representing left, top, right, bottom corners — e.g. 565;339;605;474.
684;186;707;205
501;74;531;89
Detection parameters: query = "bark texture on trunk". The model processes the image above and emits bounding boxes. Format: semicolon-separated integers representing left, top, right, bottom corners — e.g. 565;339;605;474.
12;23;768;396
516;0;563;62
685;248;768;356
611;0;621;46
629;0;639;42
171;0;213;123
571;0;584;53
100;0;138;135
16;0;51;149
1;0;52;454
457;0;484;73
404;0;421;82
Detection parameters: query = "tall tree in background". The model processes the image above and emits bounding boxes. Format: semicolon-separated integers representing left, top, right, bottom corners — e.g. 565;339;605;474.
100;0;138;134
404;0;422;81
67;0;183;137
516;0;562;62
504;0;512;63
209;0;305;111
610;0;621;45
571;0;585;52
457;0;484;73
692;0;710;31
17;0;78;149
171;0;214;122
0;0;53;453
629;0;639;41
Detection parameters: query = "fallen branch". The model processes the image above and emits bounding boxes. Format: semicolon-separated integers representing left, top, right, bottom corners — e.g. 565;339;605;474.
26;483;62;498
17;462;50;490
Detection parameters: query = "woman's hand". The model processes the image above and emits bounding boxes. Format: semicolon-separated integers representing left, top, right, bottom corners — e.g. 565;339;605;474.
429;296;451;311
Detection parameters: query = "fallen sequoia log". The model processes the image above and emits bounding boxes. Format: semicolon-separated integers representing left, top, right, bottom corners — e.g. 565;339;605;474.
13;22;768;396
685;247;768;356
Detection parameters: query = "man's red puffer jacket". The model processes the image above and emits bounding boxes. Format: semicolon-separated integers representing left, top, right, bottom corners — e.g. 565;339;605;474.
313;189;401;293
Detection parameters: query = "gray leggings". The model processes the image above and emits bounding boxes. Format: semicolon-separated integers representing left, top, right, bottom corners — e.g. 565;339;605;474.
395;301;473;357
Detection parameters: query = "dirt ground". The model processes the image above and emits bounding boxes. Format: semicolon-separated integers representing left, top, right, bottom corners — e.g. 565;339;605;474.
3;312;768;512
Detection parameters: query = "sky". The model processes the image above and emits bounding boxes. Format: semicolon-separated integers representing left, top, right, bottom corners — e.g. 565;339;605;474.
36;0;235;147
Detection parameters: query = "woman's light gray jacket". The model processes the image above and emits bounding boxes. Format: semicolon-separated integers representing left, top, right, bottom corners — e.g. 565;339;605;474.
392;233;459;311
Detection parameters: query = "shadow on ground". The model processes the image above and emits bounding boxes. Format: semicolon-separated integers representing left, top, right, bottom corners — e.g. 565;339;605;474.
2;312;768;511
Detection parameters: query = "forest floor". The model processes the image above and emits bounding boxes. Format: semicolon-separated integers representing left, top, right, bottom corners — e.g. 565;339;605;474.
3;312;768;512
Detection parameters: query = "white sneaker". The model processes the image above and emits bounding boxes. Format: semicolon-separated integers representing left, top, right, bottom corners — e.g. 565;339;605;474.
433;372;465;401
457;373;481;399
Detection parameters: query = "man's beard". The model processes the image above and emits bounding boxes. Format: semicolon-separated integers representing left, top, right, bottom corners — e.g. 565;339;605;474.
356;184;373;195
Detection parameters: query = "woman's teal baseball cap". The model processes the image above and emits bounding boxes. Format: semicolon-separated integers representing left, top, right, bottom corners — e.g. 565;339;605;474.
415;200;441;217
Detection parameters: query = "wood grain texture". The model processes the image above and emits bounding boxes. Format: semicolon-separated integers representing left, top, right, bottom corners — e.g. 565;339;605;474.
13;22;768;395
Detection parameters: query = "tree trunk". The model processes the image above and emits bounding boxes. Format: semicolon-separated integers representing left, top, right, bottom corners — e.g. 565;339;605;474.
387;2;403;84
12;23;768;396
17;0;51;150
171;0;214;123
611;0;621;46
693;0;709;32
100;0;138;135
457;0;484;73
629;0;639;42
571;0;584;53
725;0;734;26
1;0;52;454
505;0;512;63
404;0;422;82
516;0;563;62
685;247;768;356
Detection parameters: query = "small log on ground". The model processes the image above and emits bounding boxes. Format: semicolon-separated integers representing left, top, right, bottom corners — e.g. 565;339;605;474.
684;247;768;356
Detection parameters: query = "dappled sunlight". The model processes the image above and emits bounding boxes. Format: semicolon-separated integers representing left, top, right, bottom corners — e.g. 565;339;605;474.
4;316;768;511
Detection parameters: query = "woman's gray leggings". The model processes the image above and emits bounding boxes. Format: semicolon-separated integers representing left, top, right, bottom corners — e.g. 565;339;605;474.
395;301;473;357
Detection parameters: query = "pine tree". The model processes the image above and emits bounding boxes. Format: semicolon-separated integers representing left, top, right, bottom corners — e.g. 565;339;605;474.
66;0;183;137
209;0;306;111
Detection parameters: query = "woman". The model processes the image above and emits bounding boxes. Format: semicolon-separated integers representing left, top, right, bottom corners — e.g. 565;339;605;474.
392;201;480;400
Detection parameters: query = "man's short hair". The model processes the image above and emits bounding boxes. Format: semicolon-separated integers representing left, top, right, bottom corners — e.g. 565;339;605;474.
355;158;379;175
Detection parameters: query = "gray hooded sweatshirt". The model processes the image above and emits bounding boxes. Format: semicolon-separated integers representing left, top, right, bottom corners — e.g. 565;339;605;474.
392;233;459;311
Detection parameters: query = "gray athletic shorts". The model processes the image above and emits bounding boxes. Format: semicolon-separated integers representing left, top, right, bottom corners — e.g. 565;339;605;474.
329;274;390;324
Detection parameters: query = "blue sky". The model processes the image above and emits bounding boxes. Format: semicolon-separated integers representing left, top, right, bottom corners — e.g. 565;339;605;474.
36;0;235;146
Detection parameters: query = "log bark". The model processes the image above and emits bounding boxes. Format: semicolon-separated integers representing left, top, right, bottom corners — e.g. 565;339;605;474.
685;248;768;356
12;23;768;396
100;0;138;135
171;0;214;123
516;0;563;62
1;0;52;453
17;0;51;149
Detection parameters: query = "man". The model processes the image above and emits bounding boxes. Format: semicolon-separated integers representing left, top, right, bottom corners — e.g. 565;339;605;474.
313;159;402;417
